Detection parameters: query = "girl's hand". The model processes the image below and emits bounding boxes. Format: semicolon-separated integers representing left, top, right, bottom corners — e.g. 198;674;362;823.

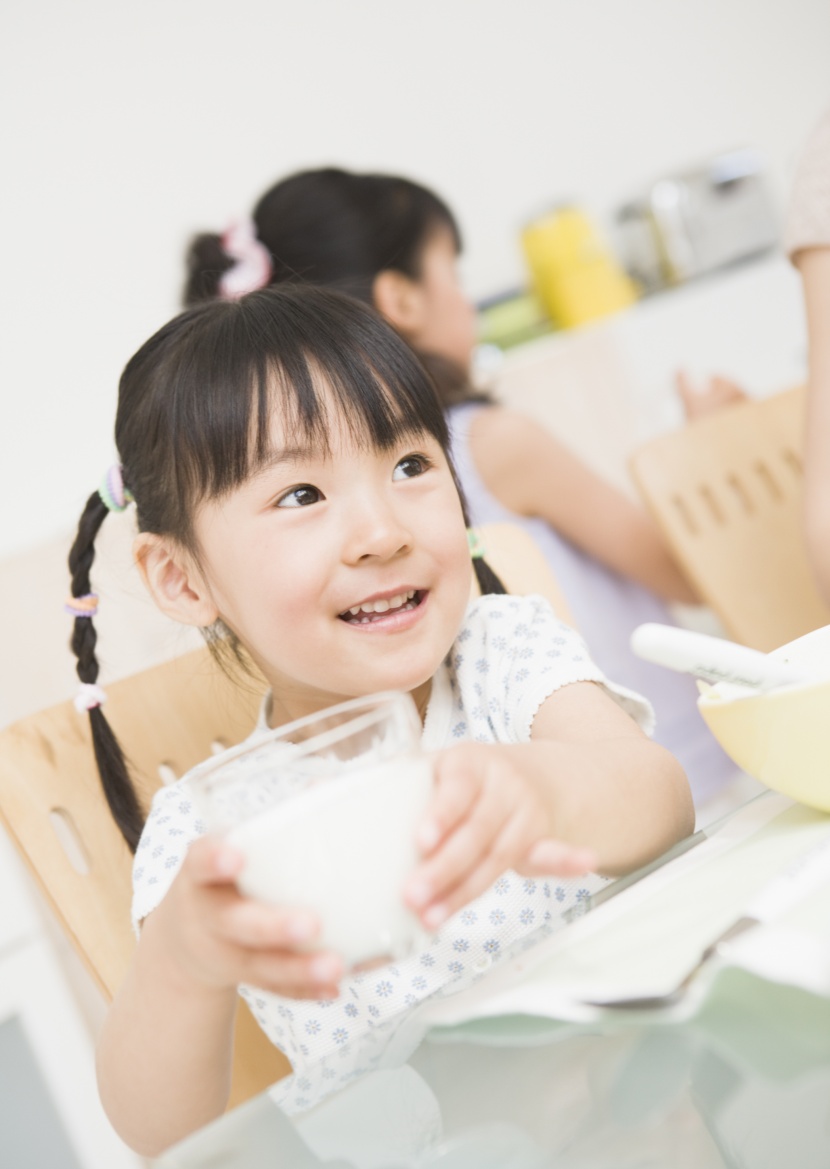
676;369;749;421
149;835;344;1000
403;743;596;930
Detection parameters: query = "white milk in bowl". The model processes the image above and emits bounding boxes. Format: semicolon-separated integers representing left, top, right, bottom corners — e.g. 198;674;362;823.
228;749;433;967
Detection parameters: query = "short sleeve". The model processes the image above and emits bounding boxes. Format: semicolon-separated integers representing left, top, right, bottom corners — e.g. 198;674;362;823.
131;779;206;933
452;594;654;743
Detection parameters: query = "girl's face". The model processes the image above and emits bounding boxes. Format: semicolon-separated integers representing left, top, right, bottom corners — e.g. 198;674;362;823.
400;226;478;371
190;389;472;724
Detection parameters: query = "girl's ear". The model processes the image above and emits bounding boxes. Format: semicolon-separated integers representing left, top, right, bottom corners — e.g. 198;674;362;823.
372;269;426;337
133;533;219;628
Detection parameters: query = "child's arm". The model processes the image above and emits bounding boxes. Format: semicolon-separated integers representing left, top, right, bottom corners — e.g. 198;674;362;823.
467;407;698;604
798;247;830;603
405;681;693;930
97;837;343;1157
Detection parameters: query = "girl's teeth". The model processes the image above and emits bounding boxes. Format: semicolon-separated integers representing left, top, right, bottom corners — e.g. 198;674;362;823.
346;590;416;617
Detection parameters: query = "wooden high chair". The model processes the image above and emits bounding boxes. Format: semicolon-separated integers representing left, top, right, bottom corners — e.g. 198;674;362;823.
0;521;572;1112
629;386;830;652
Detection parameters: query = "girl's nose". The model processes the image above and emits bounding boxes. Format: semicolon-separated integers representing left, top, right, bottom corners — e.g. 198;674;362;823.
341;495;413;564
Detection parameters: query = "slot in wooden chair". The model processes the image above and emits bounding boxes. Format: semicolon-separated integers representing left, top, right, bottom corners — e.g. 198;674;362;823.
629;386;830;652
0;521;571;1112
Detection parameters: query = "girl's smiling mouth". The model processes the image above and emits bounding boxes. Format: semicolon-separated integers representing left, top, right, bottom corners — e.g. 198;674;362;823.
338;589;426;626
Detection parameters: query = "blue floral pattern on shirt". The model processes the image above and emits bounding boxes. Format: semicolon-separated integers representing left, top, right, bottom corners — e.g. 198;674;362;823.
132;594;652;1114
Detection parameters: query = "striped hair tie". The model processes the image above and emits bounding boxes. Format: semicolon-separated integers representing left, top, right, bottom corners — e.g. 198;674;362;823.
64;593;99;619
99;465;134;513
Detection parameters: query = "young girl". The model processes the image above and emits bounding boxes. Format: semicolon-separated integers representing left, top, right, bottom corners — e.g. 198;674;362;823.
71;286;692;1156
183;167;738;810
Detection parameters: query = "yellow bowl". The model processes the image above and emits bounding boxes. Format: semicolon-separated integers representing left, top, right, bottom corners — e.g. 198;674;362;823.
698;625;830;811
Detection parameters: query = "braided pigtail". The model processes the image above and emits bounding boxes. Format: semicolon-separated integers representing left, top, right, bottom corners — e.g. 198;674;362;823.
67;486;144;853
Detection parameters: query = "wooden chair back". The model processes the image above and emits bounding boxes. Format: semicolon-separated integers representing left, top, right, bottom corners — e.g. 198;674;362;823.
0;648;288;1108
471;521;575;626
0;521;570;1109
629;386;830;651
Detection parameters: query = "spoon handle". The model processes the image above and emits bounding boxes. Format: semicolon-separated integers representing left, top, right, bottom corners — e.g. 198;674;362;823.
631;624;803;691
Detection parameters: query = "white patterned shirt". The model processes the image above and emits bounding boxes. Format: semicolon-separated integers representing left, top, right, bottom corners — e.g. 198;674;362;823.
132;594;652;1111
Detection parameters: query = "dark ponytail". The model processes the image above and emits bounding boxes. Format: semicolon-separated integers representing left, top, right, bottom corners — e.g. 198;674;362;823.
461;503;506;598
183;233;235;306
67;491;144;852
181;169;495;419
182;168;462;310
472;557;506;597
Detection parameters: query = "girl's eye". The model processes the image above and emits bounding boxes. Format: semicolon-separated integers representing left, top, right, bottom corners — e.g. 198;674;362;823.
393;455;431;481
275;484;323;508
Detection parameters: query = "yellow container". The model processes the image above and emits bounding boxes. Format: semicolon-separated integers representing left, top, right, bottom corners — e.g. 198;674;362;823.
521;206;637;329
698;625;830;812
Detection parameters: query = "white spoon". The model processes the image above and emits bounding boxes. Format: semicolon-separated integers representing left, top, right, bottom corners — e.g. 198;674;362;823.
631;623;811;692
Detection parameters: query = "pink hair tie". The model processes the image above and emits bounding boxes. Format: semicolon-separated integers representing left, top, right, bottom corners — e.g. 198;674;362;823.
218;219;273;300
74;683;108;714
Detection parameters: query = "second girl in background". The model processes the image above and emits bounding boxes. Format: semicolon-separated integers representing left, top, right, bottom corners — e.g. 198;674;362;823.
184;168;736;811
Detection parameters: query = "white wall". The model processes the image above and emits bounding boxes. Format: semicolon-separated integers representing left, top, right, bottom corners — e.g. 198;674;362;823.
2;0;829;559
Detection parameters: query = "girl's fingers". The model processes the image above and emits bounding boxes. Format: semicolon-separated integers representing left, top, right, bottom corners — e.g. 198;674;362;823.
424;834;597;926
712;376;748;405
417;764;479;853
523;839;597;876
427;804;544;925
677;369;748;421
185;835;246;886
409;806;597;929
409;792;535;923
239;949;344;999
408;780;518;908
215;899;321;950
675;369;692;403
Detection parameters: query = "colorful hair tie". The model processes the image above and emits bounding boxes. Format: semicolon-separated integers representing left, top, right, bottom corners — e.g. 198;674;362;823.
467;528;487;560
64;593;99;619
74;683;107;714
99;465;134;513
218;218;273;300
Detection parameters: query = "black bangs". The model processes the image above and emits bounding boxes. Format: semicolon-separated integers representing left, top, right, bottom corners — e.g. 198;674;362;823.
246;287;451;474
115;286;451;548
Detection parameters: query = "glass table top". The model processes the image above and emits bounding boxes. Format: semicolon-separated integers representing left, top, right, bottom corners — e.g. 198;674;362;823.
154;794;830;1169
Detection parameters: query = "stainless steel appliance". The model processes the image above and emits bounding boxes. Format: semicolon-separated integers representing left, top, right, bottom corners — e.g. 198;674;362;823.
615;148;780;292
